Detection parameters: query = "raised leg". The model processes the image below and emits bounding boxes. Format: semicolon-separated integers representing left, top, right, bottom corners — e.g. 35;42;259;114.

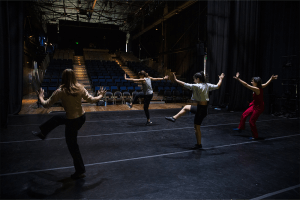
173;105;191;119
238;106;254;130
39;114;67;137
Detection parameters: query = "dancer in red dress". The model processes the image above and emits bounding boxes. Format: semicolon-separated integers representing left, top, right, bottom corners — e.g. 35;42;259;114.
233;72;278;139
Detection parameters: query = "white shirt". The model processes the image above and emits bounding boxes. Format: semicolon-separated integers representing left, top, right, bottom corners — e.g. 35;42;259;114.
142;77;153;95
184;83;219;101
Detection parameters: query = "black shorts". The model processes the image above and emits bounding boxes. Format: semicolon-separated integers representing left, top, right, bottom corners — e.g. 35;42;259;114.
190;105;208;125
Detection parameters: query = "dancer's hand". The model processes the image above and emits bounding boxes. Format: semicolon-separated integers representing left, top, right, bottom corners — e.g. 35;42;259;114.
173;73;177;81
98;87;107;96
164;75;169;80
233;72;240;79
37;88;44;99
271;74;278;80
219;73;225;79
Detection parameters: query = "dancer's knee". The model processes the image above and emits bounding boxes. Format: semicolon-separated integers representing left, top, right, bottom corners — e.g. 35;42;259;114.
183;105;190;112
249;119;256;127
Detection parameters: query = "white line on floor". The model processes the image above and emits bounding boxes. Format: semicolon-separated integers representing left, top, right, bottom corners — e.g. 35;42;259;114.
7;112;238;126
250;184;300;200
1;119;292;144
0;133;299;177
7;116;193;126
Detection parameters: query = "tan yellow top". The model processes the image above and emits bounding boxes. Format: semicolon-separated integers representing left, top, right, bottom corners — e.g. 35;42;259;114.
42;87;98;119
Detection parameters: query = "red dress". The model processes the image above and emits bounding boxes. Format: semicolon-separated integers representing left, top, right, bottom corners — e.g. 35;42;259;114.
238;88;264;138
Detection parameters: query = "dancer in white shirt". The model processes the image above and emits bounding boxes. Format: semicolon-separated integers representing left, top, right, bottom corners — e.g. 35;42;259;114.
165;71;225;149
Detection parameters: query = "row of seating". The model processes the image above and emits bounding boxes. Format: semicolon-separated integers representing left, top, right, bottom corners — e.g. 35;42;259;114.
97;89;192;106
118;52;140;63
49;59;73;65
41;58;74;90
85;60;120;67
83;49;111;61
90;75;125;79
127;61;160;78
95;86;141;93
88;72;124;78
53;49;74;60
41;79;62;87
91;80;138;89
86;60;127;91
86;65;121;69
86;67;121;72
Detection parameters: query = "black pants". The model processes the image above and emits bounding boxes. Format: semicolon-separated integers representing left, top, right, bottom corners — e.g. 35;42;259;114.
39;114;86;173
132;93;153;120
190;105;208;125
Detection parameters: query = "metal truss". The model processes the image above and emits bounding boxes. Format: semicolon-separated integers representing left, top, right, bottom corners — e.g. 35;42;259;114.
33;0;163;32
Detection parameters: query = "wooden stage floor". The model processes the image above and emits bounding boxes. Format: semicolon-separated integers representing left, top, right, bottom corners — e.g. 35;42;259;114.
20;93;196;115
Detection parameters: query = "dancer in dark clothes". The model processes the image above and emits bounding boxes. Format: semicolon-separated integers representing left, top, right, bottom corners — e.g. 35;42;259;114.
165;71;225;149
33;69;106;179
233;72;278;139
125;70;169;125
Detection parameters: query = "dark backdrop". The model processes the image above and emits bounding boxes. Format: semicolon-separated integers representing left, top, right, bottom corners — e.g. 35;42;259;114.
130;1;207;83
0;1;24;128
48;21;126;54
207;1;299;112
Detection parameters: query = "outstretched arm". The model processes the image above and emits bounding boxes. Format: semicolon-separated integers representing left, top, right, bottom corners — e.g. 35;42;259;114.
217;73;225;88
173;73;186;86
37;88;61;108
262;75;278;88
150;75;169;81
124;73;144;82
233;72;260;95
82;87;107;103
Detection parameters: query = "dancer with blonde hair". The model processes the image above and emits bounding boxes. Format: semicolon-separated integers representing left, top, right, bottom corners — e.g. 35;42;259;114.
33;69;106;179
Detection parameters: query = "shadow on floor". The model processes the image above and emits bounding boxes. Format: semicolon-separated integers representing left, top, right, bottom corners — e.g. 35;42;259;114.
26;171;107;198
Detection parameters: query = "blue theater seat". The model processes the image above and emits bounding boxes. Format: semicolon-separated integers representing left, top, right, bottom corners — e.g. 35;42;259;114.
120;86;127;92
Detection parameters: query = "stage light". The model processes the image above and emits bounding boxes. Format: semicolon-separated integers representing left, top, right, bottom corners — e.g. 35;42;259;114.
76;42;79;44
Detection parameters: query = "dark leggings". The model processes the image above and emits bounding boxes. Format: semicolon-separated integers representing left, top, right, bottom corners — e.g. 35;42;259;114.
39;114;86;173
190;105;208;125
132;93;153;120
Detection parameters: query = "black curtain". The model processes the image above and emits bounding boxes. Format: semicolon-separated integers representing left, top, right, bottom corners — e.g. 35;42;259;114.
207;1;299;112
0;1;24;128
